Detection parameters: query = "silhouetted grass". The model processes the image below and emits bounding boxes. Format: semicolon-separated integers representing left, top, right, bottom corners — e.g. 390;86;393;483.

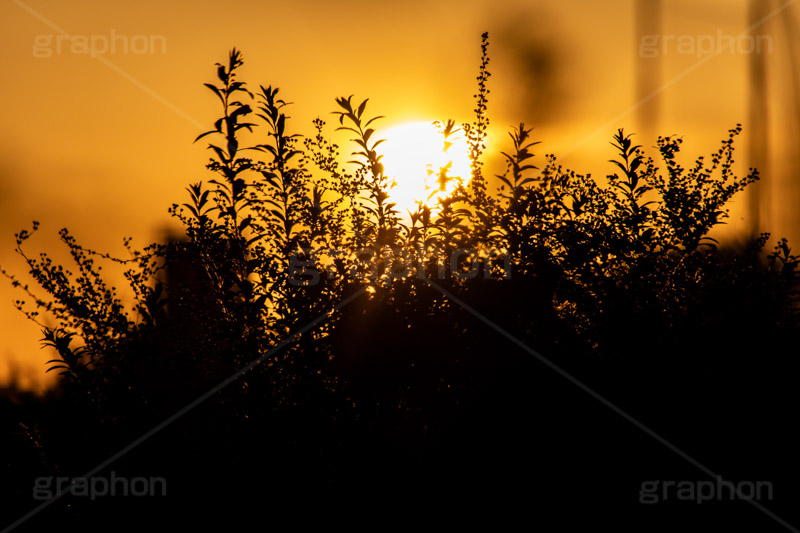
2;34;800;531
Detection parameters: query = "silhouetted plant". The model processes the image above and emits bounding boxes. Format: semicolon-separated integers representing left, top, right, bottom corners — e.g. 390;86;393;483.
650;125;758;252
333;95;400;251
3;33;800;530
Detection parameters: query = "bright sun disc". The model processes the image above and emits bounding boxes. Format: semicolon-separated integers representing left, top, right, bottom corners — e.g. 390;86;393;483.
379;121;471;214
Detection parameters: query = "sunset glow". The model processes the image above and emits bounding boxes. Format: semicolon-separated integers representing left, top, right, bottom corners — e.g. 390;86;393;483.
379;121;472;213
4;2;800;529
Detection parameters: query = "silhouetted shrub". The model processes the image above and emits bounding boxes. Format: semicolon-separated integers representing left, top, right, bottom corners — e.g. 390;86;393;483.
3;34;800;530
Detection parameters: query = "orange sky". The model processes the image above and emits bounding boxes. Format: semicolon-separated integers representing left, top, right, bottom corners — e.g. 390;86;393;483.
1;0;798;390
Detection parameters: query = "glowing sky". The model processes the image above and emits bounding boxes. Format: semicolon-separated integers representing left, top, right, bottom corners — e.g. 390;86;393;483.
1;0;798;389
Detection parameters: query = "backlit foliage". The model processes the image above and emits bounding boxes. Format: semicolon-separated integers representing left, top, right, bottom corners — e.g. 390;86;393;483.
3;34;799;528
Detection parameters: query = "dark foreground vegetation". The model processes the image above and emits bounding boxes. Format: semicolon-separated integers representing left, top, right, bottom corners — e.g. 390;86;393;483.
2;35;799;531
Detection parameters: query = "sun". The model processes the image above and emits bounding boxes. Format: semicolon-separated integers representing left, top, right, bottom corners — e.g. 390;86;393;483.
379;121;472;214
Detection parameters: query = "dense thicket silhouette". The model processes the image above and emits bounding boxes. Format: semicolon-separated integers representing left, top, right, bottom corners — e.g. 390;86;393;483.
2;34;800;531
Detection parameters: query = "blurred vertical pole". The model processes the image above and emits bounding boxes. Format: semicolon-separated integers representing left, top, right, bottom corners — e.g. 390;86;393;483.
635;0;662;148
748;0;769;239
779;4;800;245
